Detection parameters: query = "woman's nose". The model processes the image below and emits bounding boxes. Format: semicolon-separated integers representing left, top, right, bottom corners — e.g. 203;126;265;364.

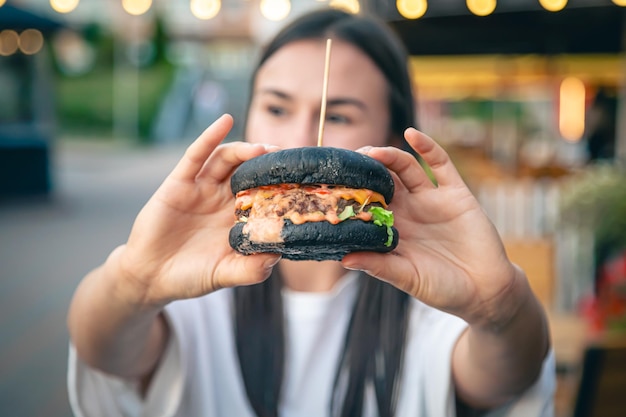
288;115;319;148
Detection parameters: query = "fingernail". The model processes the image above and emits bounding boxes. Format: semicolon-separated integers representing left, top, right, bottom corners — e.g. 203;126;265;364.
264;255;281;269
263;144;281;151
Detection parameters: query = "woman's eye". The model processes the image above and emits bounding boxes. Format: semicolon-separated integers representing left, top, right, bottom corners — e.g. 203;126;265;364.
267;105;286;117
326;113;350;124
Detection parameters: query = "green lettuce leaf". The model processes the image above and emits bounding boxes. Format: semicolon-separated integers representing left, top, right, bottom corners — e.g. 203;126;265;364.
368;206;395;247
338;206;355;221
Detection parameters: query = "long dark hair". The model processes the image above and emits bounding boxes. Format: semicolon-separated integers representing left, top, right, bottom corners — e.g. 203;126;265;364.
234;8;415;417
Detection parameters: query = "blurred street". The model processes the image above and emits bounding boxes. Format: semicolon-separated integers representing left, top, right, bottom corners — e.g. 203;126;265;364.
0;140;185;417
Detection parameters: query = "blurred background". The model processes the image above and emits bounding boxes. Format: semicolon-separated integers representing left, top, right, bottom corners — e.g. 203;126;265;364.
1;0;625;416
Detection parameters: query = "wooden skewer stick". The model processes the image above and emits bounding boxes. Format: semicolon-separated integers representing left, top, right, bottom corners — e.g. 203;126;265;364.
317;38;332;147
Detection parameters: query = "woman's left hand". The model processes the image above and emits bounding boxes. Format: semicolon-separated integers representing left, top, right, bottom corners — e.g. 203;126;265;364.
343;128;522;327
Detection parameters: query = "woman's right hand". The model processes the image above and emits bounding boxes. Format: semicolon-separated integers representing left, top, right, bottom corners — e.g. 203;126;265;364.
112;114;281;307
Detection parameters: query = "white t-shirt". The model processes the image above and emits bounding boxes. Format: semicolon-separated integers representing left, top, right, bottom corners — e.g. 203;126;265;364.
68;272;556;417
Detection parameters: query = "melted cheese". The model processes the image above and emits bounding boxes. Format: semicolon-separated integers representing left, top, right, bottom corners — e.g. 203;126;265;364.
235;184;386;211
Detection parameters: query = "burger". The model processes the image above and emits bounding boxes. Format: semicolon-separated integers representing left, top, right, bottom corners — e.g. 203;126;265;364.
229;147;399;261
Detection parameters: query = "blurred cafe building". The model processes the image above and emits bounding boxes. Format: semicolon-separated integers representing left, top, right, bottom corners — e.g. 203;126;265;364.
0;3;65;196
386;3;626;416
2;0;626;415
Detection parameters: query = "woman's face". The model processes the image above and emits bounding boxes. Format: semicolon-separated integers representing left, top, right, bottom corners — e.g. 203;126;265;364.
245;39;391;150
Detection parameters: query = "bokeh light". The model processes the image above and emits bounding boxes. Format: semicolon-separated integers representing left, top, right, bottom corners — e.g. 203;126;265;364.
612;0;626;6
19;29;44;55
260;0;290;21
397;0;427;19
539;0;567;12
50;0;79;14
0;30;19;56
122;0;152;16
559;77;586;141
329;0;360;14
190;0;221;20
466;0;496;16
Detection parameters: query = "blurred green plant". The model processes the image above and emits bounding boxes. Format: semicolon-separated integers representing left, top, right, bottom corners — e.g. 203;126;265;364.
561;163;626;334
55;62;173;141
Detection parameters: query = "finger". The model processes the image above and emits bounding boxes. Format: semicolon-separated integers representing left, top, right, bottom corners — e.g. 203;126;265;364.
214;253;281;289
197;142;281;184
342;250;420;296
169;114;234;182
403;128;465;188
359;145;435;193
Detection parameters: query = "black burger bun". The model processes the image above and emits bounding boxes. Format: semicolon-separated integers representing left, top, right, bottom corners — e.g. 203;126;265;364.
229;147;399;261
229;219;399;261
230;147;395;203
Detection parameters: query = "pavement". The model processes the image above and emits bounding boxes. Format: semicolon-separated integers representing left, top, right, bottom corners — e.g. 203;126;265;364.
0;139;186;417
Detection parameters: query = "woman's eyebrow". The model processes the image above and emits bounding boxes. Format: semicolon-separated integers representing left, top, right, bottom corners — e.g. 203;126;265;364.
326;98;367;110
256;88;292;101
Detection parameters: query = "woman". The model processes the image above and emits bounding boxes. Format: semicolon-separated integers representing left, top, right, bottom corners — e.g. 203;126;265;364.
67;8;555;417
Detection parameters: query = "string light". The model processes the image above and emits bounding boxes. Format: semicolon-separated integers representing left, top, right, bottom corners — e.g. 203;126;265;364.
122;0;152;15
397;0;427;19
50;0;79;14
466;0;496;16
612;0;626;6
559;77;586;142
19;29;44;55
190;0;221;19
0;30;19;56
260;0;290;21
0;0;6;7
539;0;567;12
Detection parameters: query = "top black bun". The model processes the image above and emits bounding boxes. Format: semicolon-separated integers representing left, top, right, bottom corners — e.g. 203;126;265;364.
230;147;394;203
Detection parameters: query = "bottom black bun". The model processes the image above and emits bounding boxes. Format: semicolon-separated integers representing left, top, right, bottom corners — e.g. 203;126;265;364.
229;220;399;261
